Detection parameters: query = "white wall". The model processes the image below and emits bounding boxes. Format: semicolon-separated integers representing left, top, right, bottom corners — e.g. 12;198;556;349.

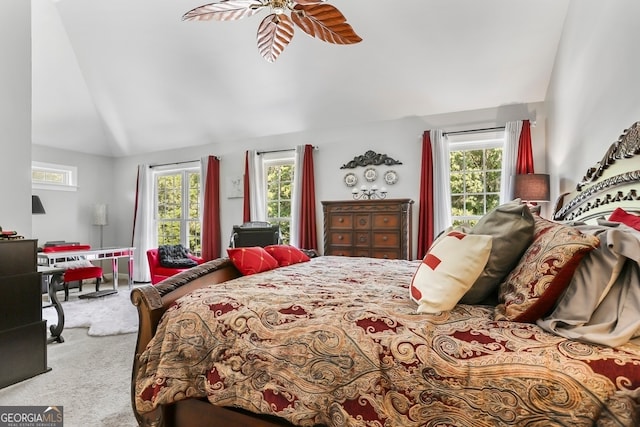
546;0;640;203
111;102;545;261
31;145;115;247
0;1;32;237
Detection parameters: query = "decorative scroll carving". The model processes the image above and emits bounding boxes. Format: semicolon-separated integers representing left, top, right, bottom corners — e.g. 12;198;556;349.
340;150;402;169
576;121;640;191
553;170;640;221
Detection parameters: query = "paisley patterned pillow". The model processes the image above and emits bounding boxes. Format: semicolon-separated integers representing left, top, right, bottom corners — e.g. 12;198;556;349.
495;216;600;323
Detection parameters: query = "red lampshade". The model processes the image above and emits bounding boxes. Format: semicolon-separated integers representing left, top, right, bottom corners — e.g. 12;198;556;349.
514;174;550;202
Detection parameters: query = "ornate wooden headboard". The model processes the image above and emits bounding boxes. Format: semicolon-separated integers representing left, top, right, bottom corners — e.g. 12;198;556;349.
553;121;640;222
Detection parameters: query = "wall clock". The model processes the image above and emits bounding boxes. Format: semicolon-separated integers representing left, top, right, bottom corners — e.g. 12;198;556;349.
364;167;377;182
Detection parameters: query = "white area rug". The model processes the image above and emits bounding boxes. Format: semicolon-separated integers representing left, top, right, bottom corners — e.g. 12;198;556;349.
42;289;138;336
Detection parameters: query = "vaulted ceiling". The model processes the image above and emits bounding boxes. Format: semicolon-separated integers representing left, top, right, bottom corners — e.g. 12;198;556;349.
31;0;570;157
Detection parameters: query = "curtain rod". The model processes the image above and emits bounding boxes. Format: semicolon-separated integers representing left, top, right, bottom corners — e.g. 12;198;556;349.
257;146;319;155
149;159;203;168
443;126;505;137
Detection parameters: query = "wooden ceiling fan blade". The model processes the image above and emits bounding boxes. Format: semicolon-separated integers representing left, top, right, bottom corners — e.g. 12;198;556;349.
182;0;264;21
293;0;327;5
257;14;295;63
291;4;362;45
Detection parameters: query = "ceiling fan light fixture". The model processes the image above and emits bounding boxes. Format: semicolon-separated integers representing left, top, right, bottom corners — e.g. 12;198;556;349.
183;0;362;62
269;0;289;14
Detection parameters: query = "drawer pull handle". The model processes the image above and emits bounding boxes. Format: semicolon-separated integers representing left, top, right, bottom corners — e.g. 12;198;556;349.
338;217;344;223
359;236;366;242
338;235;343;240
382;236;388;241
383;217;389;223
359;219;367;225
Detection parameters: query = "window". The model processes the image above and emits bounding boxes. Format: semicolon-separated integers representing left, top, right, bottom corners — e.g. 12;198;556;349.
32;161;77;191
154;165;202;256
449;134;504;227
263;154;295;244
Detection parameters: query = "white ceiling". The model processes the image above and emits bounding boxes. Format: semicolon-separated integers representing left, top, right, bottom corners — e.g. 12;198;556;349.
31;0;571;158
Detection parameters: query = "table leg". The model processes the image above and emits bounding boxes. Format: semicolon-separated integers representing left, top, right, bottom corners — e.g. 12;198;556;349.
112;257;119;291
128;254;134;289
47;273;65;344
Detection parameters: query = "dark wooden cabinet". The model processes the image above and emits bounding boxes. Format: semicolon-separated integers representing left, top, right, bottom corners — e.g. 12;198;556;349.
322;199;413;260
0;239;49;389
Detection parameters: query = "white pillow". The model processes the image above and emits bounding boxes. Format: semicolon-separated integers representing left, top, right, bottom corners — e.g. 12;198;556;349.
54;259;94;269
410;231;492;314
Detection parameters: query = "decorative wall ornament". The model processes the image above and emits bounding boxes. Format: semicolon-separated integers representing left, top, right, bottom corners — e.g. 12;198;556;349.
343;172;357;187
340;150;402;169
352;185;387;200
384;170;398;185
364;167;377;182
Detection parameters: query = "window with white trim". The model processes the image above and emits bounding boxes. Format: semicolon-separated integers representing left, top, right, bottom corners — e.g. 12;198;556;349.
153;165;202;256
263;153;295;244
449;133;504;227
32;161;77;191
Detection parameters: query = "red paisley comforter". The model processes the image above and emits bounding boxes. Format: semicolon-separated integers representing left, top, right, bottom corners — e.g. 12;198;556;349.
135;256;640;426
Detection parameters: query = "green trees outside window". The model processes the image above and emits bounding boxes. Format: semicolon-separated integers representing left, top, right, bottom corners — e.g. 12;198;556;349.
155;168;202;256
450;146;502;227
266;162;293;244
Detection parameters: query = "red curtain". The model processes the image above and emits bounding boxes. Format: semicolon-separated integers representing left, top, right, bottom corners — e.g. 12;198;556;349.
243;151;251;223
131;167;140;246
516;119;535;174
298;144;318;250
201;156;221;261
417;131;434;259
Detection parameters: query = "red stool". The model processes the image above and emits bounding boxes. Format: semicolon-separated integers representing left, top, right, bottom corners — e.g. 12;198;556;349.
61;265;103;301
43;245;104;301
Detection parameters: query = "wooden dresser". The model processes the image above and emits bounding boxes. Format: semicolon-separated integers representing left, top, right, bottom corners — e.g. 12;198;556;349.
322;199;413;260
0;239;49;388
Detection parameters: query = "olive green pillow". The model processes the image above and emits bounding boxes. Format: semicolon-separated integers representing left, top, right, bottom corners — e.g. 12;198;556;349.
459;200;535;304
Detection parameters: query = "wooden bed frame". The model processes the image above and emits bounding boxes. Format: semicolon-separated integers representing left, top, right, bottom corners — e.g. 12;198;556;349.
130;121;640;427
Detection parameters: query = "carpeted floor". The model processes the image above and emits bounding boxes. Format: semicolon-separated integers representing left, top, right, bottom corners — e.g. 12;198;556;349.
0;281;141;426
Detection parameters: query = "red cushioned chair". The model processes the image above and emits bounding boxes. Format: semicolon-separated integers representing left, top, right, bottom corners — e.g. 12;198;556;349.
42;244;103;301
147;248;205;285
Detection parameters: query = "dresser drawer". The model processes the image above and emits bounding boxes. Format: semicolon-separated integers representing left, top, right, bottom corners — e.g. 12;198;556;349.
372;232;400;248
354;249;372;257
371;249;401;259
328;232;353;245
329;214;353;229
354;214;371;230
325;247;354;257
372;213;401;229
354;232;370;247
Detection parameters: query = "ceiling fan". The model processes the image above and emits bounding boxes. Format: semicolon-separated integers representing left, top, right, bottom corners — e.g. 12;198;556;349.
182;0;362;63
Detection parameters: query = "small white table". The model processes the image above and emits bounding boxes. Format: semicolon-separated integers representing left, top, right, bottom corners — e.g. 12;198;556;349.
37;246;135;293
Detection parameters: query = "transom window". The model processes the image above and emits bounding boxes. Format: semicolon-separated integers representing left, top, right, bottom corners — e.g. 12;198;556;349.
263;155;294;244
449;135;504;227
32;161;77;191
154;165;202;256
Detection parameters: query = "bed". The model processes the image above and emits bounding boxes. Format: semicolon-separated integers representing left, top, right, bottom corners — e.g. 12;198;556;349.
130;121;640;427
